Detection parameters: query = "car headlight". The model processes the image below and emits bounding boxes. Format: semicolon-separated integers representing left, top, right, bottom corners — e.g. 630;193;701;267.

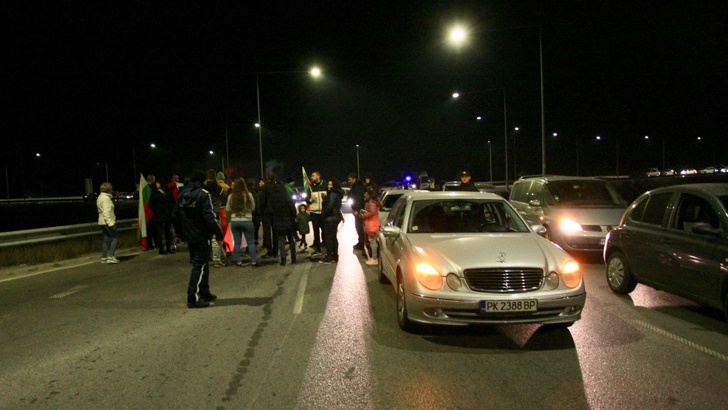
560;217;583;233
415;263;443;290
545;272;559;289
561;260;581;288
446;273;462;291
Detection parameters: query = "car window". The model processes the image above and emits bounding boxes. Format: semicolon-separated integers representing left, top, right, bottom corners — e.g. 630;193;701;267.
408;199;529;233
530;182;545;204
388;196;407;228
640;192;673;226
511;181;530;202
671;193;721;232
545;180;623;206
381;193;403;210
626;195;649;222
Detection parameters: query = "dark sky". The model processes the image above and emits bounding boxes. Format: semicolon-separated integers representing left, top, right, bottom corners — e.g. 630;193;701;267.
5;1;728;197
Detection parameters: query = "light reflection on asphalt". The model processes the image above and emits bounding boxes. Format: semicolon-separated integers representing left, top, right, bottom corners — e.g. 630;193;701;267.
296;214;375;409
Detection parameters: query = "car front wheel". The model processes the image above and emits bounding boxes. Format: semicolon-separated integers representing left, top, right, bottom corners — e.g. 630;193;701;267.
397;272;417;332
606;251;637;294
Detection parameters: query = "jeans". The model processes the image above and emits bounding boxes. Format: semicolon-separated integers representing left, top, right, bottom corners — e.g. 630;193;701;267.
231;220;256;264
276;228;297;264
365;232;378;259
323;221;339;260
101;225;118;258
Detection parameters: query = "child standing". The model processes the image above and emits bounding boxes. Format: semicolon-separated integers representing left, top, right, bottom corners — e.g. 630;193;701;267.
296;204;310;251
361;187;382;265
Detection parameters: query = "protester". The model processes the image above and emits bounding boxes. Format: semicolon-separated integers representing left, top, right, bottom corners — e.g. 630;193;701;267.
361;187;382;265
457;170;479;191
259;172;279;258
149;181;175;254
296;204;310;251
347;172;366;251
97;182;119;264
320;178;344;264
269;179;297;266
226;178;257;268
145;174;158;250
306;171;327;257
173;170;224;309
204;169;229;266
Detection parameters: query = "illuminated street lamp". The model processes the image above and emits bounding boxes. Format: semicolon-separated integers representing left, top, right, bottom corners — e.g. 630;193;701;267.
446;22;546;175
255;67;322;179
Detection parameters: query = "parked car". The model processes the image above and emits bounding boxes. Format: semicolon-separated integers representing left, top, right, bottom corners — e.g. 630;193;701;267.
509;176;628;255
604;183;728;319
377;191;586;332
680;168;698;175
442;181;460;191
662;168;677;176
380;181;403;191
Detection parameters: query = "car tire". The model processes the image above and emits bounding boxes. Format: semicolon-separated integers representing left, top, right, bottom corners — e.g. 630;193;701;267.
377;256;389;284
606;251;637;294
397;272;417;332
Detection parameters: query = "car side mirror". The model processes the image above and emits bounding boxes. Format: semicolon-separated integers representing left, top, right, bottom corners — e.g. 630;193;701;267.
691;222;722;237
382;226;401;238
528;199;541;207
531;225;547;237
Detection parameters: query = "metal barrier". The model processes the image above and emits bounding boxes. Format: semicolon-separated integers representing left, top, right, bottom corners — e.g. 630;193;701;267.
0;219;138;248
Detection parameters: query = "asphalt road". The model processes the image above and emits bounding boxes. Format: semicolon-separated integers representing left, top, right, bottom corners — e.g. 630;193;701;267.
1;214;727;409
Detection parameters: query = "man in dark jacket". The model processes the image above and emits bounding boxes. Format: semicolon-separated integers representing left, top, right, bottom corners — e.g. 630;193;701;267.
347;173;366;251
173;170;224;309
320;178;345;264
259;172;279;258
457;170;479;192
204;169;228;266
149;181;175;255
269;181;297;266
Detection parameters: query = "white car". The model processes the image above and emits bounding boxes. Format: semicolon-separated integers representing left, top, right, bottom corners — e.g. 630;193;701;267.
379;189;428;225
376;191;586;332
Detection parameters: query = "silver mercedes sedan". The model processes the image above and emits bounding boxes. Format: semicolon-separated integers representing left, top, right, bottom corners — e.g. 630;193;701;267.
376;191;586;332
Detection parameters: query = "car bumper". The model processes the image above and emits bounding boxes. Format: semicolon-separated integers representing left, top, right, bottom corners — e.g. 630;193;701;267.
406;291;586;326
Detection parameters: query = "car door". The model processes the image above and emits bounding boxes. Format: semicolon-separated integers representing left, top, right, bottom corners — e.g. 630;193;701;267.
380;197;407;278
623;192;675;282
659;192;727;305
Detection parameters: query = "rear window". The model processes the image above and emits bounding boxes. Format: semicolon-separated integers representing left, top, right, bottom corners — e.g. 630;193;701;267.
545;180;623;206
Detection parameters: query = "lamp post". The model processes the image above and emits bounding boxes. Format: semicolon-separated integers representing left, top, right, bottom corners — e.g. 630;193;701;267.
453;89;508;188
447;23;545;176
356;144;360;179
255;67;322;179
513;127;519;178
487;140;493;183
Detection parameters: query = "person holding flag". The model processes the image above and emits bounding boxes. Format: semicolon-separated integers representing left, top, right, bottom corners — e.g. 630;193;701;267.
137;173;153;250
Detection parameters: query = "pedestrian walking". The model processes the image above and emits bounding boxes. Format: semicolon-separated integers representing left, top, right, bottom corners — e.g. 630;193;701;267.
97;182;119;264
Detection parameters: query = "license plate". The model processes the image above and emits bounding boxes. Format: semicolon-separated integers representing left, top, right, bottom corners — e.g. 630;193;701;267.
599;238;606;245
480;300;537;313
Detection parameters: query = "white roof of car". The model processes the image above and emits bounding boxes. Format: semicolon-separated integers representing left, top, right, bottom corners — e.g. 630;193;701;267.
402;190;504;201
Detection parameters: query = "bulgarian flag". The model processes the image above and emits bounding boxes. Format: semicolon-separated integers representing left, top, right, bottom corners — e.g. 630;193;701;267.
302;166;312;210
137;173;153;250
302;166;311;194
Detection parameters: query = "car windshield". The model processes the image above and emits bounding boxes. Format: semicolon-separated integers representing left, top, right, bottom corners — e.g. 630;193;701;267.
408;199;529;233
545;180;623;206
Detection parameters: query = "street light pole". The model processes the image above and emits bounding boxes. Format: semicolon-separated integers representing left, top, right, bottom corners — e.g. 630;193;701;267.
356;145;360;179
502;89;508;189
487;140;492;183
256;75;264;179
539;25;546;176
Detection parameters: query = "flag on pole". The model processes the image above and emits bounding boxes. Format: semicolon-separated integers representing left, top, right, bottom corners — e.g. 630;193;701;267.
302;166;311;194
137;173;153;249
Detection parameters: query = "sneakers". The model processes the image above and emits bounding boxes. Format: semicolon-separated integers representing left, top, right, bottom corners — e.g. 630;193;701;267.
319;257;335;264
365;258;378;266
201;294;217;302
100;257;108;264
106;256;120;264
187;300;210;309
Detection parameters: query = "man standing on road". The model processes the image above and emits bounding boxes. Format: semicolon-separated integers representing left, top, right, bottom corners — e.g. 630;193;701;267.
306;171;327;257
347;172;366;252
173;170;224;309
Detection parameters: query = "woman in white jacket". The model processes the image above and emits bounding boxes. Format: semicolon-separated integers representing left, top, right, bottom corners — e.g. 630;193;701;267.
97;182;119;264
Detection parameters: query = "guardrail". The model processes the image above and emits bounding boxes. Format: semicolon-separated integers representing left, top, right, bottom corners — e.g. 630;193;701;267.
0;219;138;249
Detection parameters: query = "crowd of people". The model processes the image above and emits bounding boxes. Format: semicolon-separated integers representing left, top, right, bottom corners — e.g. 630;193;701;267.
96;168;392;309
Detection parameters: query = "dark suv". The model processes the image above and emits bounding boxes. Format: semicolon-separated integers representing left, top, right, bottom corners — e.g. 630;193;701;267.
509;176;627;254
603;183;728;318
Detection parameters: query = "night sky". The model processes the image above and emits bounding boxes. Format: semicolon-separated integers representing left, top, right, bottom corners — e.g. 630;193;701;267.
5;1;727;197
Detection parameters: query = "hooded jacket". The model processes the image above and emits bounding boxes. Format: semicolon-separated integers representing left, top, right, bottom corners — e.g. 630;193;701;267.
173;181;223;244
322;187;345;224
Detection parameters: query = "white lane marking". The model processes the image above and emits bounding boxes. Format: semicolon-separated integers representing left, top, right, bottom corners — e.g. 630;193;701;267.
49;285;88;299
633;320;728;362
293;271;308;315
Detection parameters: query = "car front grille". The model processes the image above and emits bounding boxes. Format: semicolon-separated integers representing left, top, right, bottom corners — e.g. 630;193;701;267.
464;268;544;293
